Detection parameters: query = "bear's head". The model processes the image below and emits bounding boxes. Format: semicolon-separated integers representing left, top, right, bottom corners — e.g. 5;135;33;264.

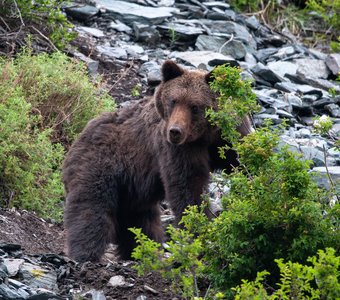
155;60;217;145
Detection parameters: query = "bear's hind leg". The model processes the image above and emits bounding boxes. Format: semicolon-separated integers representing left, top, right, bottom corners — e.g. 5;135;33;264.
65;191;116;262
115;204;164;260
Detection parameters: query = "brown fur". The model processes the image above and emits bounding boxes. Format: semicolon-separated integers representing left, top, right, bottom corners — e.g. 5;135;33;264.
62;61;253;262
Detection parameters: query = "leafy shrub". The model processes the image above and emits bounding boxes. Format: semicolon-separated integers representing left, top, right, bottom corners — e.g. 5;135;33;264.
233;248;340;299
131;226;204;299
0;71;64;221
131;65;339;299
206;64;259;147
4;49;115;144
0;0;75;49
0;50;115;220
307;0;340;32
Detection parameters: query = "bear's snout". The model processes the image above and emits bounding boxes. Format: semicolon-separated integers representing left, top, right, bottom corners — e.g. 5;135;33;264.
167;105;191;145
169;126;183;144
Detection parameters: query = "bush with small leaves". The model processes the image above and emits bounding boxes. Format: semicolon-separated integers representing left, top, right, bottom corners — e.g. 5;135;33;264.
0;50;115;220
0;0;75;49
233;248;340;299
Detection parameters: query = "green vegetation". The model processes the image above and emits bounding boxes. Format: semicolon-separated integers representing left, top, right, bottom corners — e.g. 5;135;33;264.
0;50;115;221
234;248;340;299
0;0;75;49
131;65;340;299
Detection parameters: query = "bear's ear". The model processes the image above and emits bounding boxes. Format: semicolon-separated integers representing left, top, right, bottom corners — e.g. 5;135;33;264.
205;70;214;84
162;60;184;82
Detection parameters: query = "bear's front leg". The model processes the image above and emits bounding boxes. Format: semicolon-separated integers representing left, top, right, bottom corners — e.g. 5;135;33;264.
159;148;211;223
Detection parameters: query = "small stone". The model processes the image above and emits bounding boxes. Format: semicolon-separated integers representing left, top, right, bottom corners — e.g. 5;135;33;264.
286;93;303;108
64;4;99;21
108;275;126;287
325;53;340;76
144;284;158;295
110;21;132;33
325;103;340;118
251;62;286;84
267;61;297;78
76;26;105;38
96;45;127;60
3;259;24;277
136;296;147;300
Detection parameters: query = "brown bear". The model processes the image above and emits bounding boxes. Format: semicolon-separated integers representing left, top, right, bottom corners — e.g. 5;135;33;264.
62;60;253;262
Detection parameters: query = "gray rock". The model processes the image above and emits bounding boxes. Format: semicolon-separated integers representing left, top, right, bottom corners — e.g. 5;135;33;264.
195;35;227;52
245;15;261;30
286;93;303;108
76;26;105;38
200;20;256;49
202;1;230;9
244;52;257;68
206;9;236;21
136;296;148;300
109;20;133;33
325;103;340;118
108;275;127;287
313;97;334;109
96;45;127;60
171;50;236;69
298;128;312;138
273;46;296;59
297;76;340;93
158;22;204;41
133;23;160;44
83;289;106;300
295;58;331;79
139;61;162;85
219;39;248;60
3;259;24;276
256;48;278;62
251;62;286;84
325;53;340;76
95;0;179;25
0;281;29;299
311;166;340;191
64;3;99;21
72;51;99;77
267;61;298;78
20;263;58;292
254;113;282;125
275;82;323;97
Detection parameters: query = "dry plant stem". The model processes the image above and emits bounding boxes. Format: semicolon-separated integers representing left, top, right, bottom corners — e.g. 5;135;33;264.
322;145;340;202
108;61;134;92
0;17;11;31
31;26;58;51
13;0;25;27
203;283;211;300
218;34;234;53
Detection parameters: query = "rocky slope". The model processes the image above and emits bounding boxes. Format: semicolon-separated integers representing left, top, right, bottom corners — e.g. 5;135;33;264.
1;0;340;299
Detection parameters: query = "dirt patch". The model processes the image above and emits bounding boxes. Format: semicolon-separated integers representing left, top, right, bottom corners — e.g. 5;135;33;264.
0;208;181;299
0;208;64;255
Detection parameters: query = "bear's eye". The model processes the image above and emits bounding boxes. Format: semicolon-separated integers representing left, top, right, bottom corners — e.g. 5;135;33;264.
191;105;199;114
170;99;177;107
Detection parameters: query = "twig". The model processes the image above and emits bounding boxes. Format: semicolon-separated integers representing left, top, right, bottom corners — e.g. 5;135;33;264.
108;61;134;92
218;34;234;53
0;17;11;31
322;145;340;202
203;283;211;300
13;0;25;27
31;26;59;51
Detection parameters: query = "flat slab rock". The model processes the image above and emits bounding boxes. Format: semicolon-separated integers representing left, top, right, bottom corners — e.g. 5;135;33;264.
94;0;179;25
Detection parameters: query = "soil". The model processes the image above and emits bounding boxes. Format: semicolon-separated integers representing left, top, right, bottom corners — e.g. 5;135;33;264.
0;208;181;300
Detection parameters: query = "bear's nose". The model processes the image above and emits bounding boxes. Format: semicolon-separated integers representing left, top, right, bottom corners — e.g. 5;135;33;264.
169;126;182;140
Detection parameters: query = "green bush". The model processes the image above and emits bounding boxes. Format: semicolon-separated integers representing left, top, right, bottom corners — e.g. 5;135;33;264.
0;74;64;221
131;65;339;299
5;49;115;144
0;0;75;49
0;50;115;220
233;248;340;299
